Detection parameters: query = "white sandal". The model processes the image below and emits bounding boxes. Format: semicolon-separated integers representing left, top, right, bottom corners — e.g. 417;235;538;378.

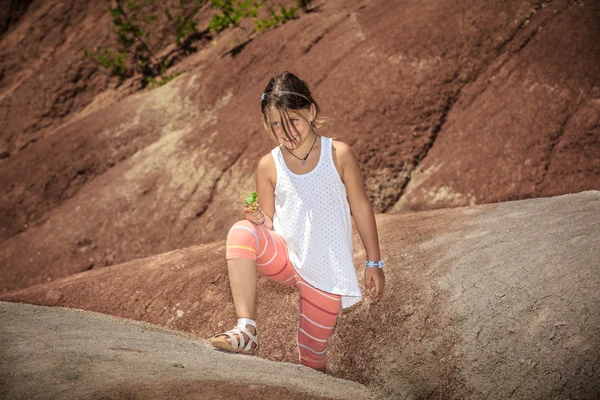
210;318;258;355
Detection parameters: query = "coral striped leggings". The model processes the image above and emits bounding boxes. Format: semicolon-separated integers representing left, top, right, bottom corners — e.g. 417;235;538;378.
226;220;341;369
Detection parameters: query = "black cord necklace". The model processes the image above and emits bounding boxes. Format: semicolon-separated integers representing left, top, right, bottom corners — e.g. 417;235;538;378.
284;134;318;165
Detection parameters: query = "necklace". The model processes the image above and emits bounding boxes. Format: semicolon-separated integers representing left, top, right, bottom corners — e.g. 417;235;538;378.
284;134;318;165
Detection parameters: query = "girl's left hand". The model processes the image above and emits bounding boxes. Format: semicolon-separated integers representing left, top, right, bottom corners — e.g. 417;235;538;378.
364;267;385;300
244;206;265;226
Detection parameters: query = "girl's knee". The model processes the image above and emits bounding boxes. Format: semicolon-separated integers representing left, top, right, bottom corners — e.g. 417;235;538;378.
230;219;254;231
226;220;259;260
227;220;256;240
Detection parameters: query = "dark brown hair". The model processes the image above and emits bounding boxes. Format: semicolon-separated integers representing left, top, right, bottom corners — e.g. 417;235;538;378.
260;71;323;147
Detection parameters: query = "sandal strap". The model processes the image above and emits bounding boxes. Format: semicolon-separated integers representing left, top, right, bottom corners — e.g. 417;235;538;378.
212;327;243;348
237;318;256;329
213;320;258;352
236;319;258;352
225;326;245;349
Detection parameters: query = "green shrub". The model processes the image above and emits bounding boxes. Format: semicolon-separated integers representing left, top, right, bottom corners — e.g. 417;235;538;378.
84;48;128;77
208;0;261;33
254;4;297;33
84;0;204;86
84;0;309;87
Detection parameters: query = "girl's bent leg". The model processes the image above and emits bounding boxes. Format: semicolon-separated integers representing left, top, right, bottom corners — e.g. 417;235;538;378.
225;220;296;316
226;220;264;320
217;220;264;347
217;220;296;351
228;220;297;286
227;258;257;320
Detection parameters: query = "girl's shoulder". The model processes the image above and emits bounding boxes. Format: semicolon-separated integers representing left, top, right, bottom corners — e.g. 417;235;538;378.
257;151;277;185
257;150;276;171
329;138;357;181
330;138;355;165
330;137;351;151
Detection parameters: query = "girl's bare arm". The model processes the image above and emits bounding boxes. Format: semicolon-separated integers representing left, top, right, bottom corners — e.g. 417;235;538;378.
335;141;385;299
336;142;381;261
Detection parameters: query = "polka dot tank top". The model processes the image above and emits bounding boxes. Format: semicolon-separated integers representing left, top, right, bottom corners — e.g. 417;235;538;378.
271;135;362;309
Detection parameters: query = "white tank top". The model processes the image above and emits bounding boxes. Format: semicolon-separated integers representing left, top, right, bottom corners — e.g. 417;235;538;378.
271;135;362;309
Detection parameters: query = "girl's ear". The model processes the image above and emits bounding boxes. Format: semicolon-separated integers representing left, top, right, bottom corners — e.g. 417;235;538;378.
310;104;316;121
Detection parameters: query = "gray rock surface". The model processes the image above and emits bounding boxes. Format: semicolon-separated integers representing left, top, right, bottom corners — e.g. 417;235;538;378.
0;301;374;400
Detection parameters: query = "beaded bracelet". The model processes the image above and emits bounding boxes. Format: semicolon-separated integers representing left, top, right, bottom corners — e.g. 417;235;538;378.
364;260;384;269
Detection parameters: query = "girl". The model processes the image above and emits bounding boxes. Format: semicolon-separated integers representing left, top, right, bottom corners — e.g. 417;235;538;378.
210;71;385;373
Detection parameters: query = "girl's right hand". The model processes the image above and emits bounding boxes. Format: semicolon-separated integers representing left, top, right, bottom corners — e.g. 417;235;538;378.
244;206;265;226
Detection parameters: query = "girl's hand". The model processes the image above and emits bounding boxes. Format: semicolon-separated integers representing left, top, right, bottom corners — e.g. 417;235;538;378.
244;206;265;226
364;267;385;300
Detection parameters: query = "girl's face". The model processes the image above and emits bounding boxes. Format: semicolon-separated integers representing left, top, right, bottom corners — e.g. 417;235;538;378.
265;106;314;150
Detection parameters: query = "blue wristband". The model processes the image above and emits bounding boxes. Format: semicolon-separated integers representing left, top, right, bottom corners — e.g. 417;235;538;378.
364;260;383;269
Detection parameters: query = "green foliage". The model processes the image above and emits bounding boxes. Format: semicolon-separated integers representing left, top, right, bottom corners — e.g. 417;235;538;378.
253;14;276;32
146;71;183;87
209;1;299;34
166;7;200;45
146;57;183;86
208;0;261;33
84;0;307;87
84;48;128;77
254;4;297;33
278;4;297;21
244;191;258;206
84;0;203;86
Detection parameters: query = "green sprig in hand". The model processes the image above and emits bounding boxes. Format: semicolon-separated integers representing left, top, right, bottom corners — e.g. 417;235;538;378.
243;191;260;213
241;191;265;226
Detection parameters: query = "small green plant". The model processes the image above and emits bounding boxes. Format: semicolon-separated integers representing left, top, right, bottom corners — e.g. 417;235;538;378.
84;0;205;87
208;0;261;33
278;4;297;21
85;0;308;85
254;4;297;33
146;71;183;86
146;61;182;86
84;48;128;76
242;191;260;212
210;1;299;35
146;59;183;86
